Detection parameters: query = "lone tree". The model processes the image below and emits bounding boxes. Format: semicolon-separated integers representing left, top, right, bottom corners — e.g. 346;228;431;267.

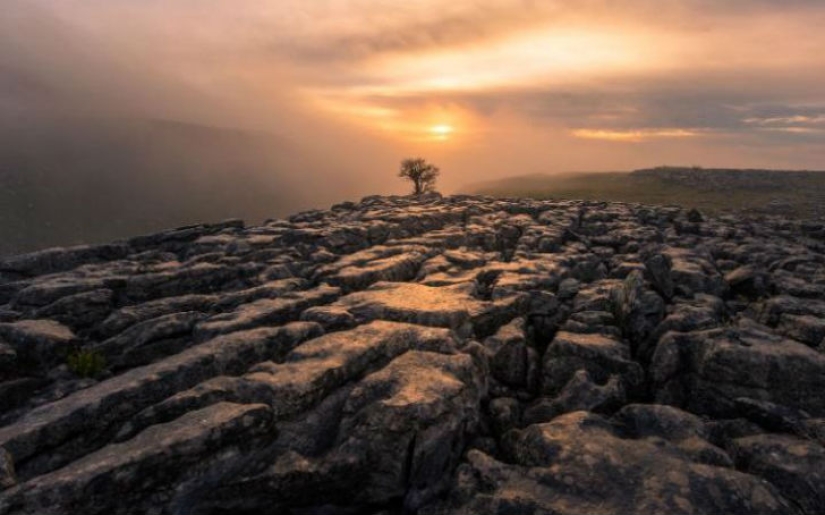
399;157;439;195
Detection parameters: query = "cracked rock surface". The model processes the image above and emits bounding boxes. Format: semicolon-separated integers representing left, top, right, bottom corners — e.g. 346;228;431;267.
1;194;824;514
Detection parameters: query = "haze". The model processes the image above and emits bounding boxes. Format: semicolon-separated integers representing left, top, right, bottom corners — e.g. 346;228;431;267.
3;0;825;253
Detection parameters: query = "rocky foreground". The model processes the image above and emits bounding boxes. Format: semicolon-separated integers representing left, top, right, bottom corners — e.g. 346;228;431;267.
0;194;824;515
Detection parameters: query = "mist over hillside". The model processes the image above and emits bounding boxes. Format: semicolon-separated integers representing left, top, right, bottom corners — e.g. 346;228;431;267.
0;116;360;255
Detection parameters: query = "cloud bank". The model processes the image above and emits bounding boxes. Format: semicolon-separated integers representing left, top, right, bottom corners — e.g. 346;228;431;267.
2;0;825;236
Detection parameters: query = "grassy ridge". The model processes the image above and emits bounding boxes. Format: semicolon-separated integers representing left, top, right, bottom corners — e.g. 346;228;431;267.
469;168;825;218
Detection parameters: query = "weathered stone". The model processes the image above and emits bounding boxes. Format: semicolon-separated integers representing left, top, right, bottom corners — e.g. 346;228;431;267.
11;275;119;309
732;397;812;437
128;219;244;251
687;208;704;223
652;323;825;417
542;331;643;396
0;320;77;371
613;404;732;467
194;286;339;339
316;245;433;291
731;434;825;515
726;265;770;299
94;311;207;369
524;369;625;425
195;350;482;514
32;289;115;330
213;278;307;310
430;412;793;515
299;305;357;331
334;282;526;338
0;322;320;476
757;295;825;327
556;277;580;300
0;342;17;379
644;252;675;299
571;279;623;312
123;263;243;302
0;244;129;278
443;249;487;269
0;447;15;491
777;314;825;348
665;247;727;298
0;377;49;414
240;321;457;418
96;293;217;339
487;319;533;388
14;403;271;515
607;270;665;348
337;351;483;510
488;397;521;436
1;195;824;515
113;376;247;442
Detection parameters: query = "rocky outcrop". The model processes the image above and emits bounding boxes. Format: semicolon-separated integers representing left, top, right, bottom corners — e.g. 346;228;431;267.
1;194;824;514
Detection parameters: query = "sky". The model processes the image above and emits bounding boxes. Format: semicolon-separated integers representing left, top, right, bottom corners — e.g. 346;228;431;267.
3;0;825;196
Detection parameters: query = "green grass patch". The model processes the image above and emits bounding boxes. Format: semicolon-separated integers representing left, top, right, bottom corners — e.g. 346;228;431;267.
67;348;107;378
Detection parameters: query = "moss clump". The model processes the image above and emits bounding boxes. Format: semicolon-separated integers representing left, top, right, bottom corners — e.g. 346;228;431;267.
67;348;106;378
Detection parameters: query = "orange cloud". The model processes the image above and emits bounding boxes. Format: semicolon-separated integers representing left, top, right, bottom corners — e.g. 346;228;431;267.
572;129;701;142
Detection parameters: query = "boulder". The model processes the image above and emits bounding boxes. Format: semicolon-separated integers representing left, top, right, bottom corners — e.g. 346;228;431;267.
337;351;483;510
524;370;625;425
542;331;643;396
731;434;825;515
777;314;825;348
651;323;825;417
726;265;770;299
488;397;521;436
428;412;793;515
487;319;535;388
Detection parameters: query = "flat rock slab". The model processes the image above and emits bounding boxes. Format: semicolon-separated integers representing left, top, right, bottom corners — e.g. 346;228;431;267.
240;320;457;418
194;286;339;339
11;403;272;515
0;322;320;476
333;282;525;338
0;320;77;369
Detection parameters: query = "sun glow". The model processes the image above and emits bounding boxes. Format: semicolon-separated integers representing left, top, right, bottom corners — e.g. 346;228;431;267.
429;124;455;140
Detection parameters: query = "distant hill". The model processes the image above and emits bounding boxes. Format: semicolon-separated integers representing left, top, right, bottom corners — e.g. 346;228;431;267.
0;117;345;255
468;167;825;219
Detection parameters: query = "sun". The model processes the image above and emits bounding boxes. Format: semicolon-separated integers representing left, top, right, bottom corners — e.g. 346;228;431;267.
429;124;455;140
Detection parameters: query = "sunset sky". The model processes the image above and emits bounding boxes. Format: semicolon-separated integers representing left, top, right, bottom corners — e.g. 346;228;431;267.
3;0;825;192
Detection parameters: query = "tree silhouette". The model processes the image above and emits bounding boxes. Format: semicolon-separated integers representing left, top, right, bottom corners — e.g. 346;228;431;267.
398;158;439;195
